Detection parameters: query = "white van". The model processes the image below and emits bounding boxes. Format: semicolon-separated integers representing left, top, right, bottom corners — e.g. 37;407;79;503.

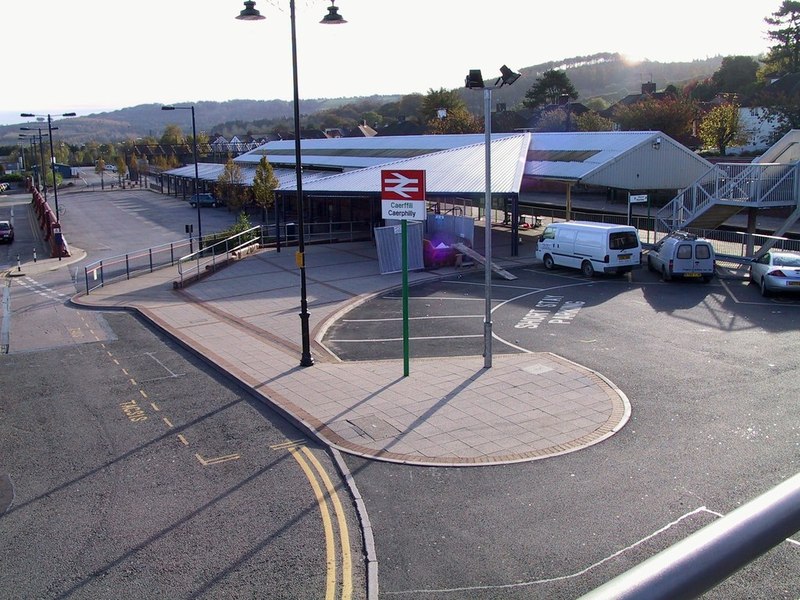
646;230;715;282
535;221;642;277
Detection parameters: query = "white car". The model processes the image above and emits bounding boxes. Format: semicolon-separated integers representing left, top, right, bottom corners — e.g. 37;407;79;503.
749;250;800;296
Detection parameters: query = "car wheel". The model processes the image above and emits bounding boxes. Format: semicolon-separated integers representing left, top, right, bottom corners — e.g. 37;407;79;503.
190;202;197;207
760;277;771;297
542;254;555;270
581;260;595;278
661;266;672;282
211;202;217;208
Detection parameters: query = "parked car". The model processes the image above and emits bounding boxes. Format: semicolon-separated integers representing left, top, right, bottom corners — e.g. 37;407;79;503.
0;220;14;243
188;193;219;208
104;164;117;172
749;249;800;296
647;231;715;282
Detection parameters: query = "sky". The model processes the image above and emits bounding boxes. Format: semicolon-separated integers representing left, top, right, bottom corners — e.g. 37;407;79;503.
1;0;781;126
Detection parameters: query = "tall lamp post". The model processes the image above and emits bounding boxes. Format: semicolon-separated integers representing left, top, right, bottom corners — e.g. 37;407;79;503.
20;127;51;199
162;105;202;246
19;132;48;196
21;112;76;225
465;65;520;369
236;0;347;368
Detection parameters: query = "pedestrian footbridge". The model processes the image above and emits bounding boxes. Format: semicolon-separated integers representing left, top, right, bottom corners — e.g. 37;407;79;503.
657;130;800;258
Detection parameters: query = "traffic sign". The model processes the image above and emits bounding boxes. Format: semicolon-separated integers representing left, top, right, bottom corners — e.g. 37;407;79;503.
382;169;426;220
629;194;648;203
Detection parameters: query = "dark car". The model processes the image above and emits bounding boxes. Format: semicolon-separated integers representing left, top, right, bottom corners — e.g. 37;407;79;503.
0;220;14;243
188;193;220;208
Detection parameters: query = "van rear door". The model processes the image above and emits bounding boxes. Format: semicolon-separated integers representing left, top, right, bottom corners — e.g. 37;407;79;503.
673;242;714;277
607;230;641;268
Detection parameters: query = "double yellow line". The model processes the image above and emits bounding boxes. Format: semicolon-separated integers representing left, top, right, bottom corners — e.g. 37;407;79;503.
274;441;353;600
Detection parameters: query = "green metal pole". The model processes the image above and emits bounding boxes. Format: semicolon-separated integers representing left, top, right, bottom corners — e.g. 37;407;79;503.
402;219;410;376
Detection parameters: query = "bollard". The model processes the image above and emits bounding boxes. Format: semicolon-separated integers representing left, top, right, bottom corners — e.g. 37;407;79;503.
33;248;37;263
17;254;21;272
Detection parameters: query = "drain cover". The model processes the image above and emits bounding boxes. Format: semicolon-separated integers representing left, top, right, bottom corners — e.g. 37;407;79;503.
348;416;402;441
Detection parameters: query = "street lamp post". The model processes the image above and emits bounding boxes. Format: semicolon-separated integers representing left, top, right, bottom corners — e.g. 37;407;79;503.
20;127;50;199
162;105;202;246
21;112;76;224
236;0;346;368
465;65;520;369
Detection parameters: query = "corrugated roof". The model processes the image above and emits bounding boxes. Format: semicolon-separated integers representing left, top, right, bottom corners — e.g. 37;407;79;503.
234;134;520;170
163;130;712;195
297;134;530;195
523;131;663;180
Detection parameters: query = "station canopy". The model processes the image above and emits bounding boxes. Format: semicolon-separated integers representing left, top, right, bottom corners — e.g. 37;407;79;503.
164;131;712;195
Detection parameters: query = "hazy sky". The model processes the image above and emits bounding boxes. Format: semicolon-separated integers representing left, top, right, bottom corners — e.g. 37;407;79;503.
2;0;780;125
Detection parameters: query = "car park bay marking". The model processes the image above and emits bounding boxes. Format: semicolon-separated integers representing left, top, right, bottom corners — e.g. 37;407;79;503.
343;314;483;323
331;334;483;343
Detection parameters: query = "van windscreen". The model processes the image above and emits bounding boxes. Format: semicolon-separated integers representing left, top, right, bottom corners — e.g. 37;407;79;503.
608;232;639;250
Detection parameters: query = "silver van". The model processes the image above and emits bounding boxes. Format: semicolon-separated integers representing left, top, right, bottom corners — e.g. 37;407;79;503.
647;231;715;282
535;221;642;277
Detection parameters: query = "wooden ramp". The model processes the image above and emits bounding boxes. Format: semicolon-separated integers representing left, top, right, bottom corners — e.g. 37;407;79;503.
453;243;517;280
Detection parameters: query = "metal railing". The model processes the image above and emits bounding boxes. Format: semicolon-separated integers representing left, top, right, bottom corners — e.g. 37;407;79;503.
657;162;800;233
176;226;263;286
526;206;800;264
84;239;194;294
82;220;373;294
578;471;800;600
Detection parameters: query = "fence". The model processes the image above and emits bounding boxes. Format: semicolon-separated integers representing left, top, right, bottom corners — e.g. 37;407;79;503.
83;220;374;294
84;239;194;294
526;206;800;264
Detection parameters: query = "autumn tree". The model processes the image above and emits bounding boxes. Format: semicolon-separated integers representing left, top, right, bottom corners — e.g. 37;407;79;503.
160;124;186;145
575;111;614;132
533;108;570;132
252;156;279;222
217;157;245;212
420;88;481;133
698;103;747;155
427;106;482;134
522;70;578;108
613;96;698;144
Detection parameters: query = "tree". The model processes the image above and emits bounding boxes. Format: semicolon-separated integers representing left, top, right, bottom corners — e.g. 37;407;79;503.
763;1;800;75
426;106;482;134
252;156;279;221
95;159;106;190
421;88;469;123
522;70;578;109
752;89;800;142
533;108;569;132
216;157;244;212
613;96;698;144
698;103;747;155
160;124;186;145
575;111;614;132
711;56;760;95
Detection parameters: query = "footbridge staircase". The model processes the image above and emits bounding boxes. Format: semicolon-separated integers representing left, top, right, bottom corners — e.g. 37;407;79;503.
656;130;800;257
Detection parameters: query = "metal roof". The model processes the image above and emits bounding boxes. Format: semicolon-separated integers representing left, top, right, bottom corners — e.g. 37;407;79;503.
297;134;530;195
163;130;713;195
233;133;520;170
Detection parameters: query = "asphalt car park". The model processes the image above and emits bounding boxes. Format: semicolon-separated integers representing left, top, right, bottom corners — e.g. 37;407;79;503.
321;261;800;362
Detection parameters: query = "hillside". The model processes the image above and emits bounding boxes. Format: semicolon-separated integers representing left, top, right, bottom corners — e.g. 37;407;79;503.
2;53;724;145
